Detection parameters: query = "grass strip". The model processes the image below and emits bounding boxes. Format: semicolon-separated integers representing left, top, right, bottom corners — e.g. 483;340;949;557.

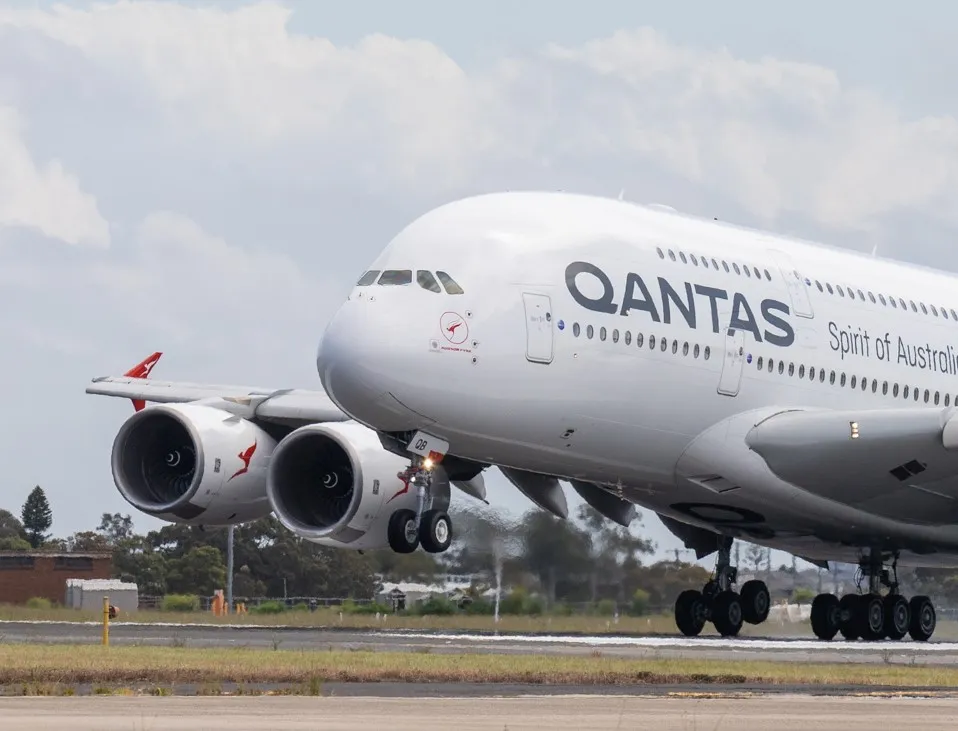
0;644;954;688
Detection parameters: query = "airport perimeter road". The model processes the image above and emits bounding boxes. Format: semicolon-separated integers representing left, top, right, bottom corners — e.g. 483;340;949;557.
2;694;957;730
3;621;958;665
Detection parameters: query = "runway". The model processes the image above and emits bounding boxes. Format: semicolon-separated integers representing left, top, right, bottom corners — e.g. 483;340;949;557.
1;694;957;730
1;620;957;665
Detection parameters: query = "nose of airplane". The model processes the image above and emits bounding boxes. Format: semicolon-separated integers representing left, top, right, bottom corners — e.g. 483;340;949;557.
316;299;424;432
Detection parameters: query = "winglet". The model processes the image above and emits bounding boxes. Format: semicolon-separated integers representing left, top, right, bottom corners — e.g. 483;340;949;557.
123;352;163;411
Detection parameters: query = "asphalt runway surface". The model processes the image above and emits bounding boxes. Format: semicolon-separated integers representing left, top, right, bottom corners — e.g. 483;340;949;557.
2;694;958;730
2;619;958;665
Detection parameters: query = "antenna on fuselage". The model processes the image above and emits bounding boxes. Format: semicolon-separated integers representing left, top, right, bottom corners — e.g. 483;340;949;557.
871;243;879;257
618;189;625;201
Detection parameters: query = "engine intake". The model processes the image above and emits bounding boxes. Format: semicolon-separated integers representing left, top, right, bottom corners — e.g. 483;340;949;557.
269;428;358;532
112;406;205;515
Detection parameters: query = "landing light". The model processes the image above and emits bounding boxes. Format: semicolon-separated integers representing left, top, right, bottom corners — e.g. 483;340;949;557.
850;421;860;439
423;458;434;470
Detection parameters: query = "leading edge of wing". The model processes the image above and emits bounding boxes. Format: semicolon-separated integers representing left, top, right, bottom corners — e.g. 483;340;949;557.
86;377;350;425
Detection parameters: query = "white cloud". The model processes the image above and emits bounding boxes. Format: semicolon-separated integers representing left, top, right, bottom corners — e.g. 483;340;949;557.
0;105;109;247
3;4;958;236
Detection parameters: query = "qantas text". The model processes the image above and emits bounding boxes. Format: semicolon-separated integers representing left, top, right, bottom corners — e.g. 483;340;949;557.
565;261;795;348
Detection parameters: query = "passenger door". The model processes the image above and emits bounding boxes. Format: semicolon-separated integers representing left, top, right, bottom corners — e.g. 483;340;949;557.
718;327;746;396
522;292;554;364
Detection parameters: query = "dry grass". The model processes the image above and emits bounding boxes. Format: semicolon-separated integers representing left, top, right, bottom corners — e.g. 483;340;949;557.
0;644;954;689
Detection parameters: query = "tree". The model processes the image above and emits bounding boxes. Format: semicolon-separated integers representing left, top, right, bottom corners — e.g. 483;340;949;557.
20;486;52;548
0;509;26;541
166;545;227;595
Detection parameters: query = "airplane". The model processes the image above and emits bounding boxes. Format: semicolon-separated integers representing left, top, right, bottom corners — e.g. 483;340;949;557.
86;190;955;645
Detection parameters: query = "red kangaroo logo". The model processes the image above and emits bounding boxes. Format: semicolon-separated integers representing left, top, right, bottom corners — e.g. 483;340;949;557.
229;441;257;481
446;321;462;337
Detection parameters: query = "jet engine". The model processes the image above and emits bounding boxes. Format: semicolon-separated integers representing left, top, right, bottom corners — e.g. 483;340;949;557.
267;421;425;550
110;403;277;525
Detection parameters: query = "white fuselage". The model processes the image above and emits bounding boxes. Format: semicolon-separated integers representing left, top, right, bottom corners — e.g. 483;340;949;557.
317;191;958;566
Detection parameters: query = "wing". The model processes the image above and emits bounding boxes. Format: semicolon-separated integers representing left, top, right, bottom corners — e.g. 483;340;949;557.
87;356;348;429
745;406;958;524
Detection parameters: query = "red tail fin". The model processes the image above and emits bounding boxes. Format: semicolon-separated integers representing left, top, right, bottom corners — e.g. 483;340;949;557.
123;352;162;412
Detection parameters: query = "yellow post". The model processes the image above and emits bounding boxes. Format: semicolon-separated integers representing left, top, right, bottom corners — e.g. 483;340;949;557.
102;595;110;646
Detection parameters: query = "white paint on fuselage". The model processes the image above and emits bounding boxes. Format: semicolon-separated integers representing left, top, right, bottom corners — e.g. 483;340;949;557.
317;191;958;566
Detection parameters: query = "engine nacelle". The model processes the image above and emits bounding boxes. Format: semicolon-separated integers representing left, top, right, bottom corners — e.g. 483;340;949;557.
267;421;424;550
110;403;277;525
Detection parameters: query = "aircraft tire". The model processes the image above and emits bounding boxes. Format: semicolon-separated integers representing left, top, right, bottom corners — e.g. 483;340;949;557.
810;593;840;640
838;594;861;640
419;509;453;554
711;591;743;638
908;596;936;642
740;580;770;625
387;509;419;554
883;594;910;640
674;589;706;637
858;593;886;640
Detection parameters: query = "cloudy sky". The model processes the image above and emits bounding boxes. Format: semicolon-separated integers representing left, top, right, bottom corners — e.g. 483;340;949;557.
1;0;956;565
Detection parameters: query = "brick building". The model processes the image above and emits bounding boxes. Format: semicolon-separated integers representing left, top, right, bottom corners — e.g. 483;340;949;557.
0;552;113;605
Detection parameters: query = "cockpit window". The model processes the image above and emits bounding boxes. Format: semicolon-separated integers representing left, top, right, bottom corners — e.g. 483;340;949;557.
356;270;380;286
436;271;464;295
378;270;412;286
416;270;441;293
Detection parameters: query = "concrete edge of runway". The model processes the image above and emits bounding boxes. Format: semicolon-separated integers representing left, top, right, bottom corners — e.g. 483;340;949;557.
4;681;958;698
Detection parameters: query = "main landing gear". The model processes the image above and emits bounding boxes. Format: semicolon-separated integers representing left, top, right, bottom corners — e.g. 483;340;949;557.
386;457;454;555
674;536;771;637
809;551;936;642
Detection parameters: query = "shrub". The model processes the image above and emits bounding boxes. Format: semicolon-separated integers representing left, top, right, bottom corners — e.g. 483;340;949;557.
630;589;650;616
595;599;617;617
25;597;52;610
162;594;199;612
250;600;286;615
415;595;457;616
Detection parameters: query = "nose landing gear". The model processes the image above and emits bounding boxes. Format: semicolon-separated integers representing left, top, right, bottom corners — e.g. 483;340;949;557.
386;431;454;555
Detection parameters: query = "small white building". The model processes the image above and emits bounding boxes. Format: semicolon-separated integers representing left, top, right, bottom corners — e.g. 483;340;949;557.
65;578;139;613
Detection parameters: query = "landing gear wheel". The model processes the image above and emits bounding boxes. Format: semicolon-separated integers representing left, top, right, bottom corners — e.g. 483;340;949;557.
810;593;840;640
418;509;452;554
674;589;707;637
838;594;861;640
858;593;886;641
740;580;770;625
711;591;744;637
387;509;419;554
908;596;936;642
883;595;910;641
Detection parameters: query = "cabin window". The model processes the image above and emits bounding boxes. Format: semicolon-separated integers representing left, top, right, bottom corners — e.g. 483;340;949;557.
903;385;910;399
711;258;720;269
868;292;876;303
764;269;772;280
826;283;834;294
435;271;464;294
599;327;607;342
679;252;688;264
788;363;795;377
857;289;865;300
661;338;669;352
935;391;941;405
657;248;665;259
808;366;815;380
925;389;931;403
893;383;900;397
816;281;824;292
690;254;699;266
356;270;380;286
947;394;952;407
612;329;620;343
798;364;806;378
572;323;580;337
778;361;785;375
836;286;845;297
757;356;764;370
668;250;677;261
378;270;412;286
744;266;752;277
694;343;700;358
587;325;594;339
851;375;857;389
733;263;741;275
840;373;847;387
722;261;730;273
636;333;645;348
932;305;940;317
704;346;711;360
625;331;632;345
829;371;836;385
879;294;887;305
898;298;907;309
683;342;690;356
649;335;656;349
416;270;441;293
882;381;888;395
